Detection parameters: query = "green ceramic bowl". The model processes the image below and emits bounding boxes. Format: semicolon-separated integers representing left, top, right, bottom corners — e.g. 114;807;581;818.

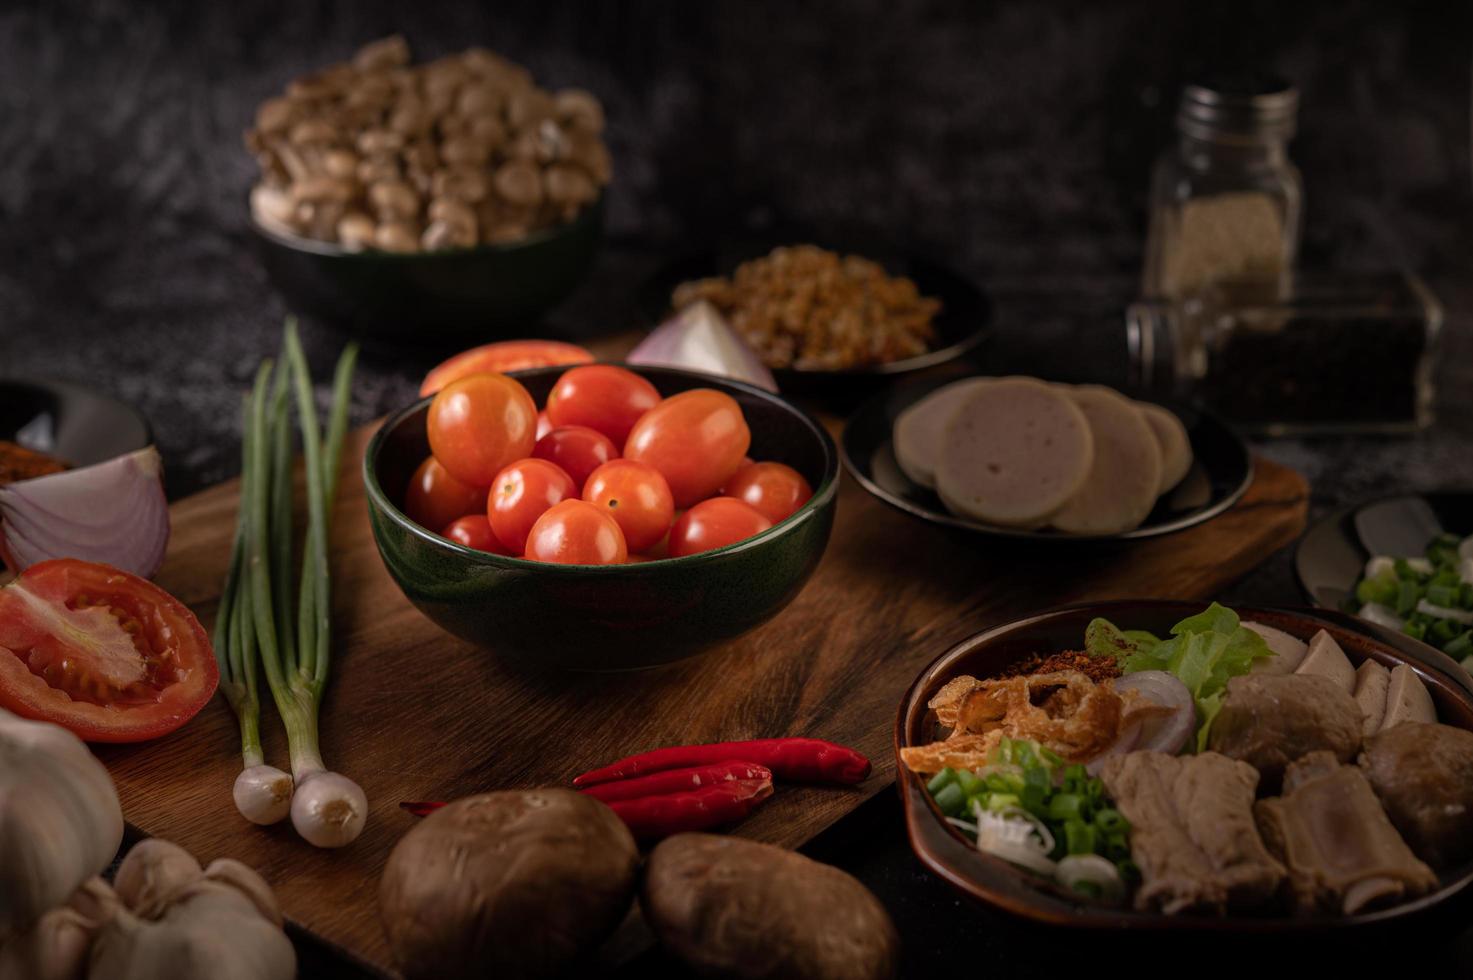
250;197;604;345
363;365;839;670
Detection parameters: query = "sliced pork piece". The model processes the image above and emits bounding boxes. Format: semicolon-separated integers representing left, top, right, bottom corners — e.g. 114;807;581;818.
1243;621;1308;675
1207;674;1362;792
1360;722;1473;868
1294;630;1356;694
934;379;1094;528
892;378;993;488
1136;401;1193;494
1099;752;1285;914
1256;751;1437;916
1049;386;1163;535
1353;660;1391;736
1379;664;1436;731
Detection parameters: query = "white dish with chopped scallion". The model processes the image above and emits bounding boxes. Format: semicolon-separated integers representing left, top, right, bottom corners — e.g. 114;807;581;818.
1353;532;1473;674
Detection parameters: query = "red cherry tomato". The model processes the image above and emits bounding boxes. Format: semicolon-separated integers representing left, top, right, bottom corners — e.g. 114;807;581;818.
722;457;755;488
533;426;619;490
487;458;577;554
623;389;751;508
0;559;218;742
545;365;661;445
403;456;487;531
722;461;813;524
668;497;773;558
535;410;553;441
427;374;538;487
582;459;676;553
420;340;594;396
441;515;509;553
524;499;629;565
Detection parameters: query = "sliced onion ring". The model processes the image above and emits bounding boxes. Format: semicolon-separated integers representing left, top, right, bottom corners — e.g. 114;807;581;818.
630;300;779;392
1112;670;1195;756
0;447;169;578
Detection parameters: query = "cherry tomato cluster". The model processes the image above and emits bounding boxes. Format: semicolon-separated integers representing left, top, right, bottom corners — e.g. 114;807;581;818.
403;365;814;565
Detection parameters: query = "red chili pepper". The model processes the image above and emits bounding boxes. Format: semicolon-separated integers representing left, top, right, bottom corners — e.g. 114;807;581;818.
579;761;773;803
607;775;774;841
573;738;871;788
400;801;447;817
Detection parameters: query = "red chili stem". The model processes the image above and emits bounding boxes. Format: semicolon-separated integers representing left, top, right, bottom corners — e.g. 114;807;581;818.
573;738;872;788
400;800;447;817
579;761;773;803
607;776;774;841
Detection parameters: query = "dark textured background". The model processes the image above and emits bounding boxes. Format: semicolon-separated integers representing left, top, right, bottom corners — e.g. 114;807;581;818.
3;1;1473;975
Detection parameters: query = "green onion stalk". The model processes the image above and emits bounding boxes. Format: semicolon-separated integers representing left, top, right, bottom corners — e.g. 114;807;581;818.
216;321;362;846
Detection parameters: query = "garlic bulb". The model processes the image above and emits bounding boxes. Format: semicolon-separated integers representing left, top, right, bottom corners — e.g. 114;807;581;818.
0;878;118;980
0;710;123;933
88;839;295;980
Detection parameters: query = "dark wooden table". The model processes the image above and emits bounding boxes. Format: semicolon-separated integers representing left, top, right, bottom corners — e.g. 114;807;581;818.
8;2;1473;973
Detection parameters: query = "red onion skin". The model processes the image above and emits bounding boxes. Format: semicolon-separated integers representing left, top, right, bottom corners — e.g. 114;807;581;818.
630;301;779;392
0;448;169;579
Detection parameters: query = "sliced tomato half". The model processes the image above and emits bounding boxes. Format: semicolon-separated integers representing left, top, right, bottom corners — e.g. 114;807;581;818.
0;559;218;742
420;340;595;397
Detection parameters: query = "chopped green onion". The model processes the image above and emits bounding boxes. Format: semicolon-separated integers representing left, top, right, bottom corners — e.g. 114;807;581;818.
1443;630;1473;659
1396;558;1430;581
955;769;985;798
1047;793;1084;822
1396;578;1421;616
1427;584;1458;608
1065;820;1097;856
933;782;965;816
1431;618;1460;645
927;768;957;796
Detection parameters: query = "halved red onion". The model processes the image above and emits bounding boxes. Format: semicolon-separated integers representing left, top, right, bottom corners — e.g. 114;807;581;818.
629;300;778;392
0;447;169;578
1113;670;1195;756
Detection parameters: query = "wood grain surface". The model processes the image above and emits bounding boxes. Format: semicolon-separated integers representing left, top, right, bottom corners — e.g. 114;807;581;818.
94;415;1309;977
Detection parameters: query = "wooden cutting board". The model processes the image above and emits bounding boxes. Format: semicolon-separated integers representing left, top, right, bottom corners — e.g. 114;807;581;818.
94;415;1308;977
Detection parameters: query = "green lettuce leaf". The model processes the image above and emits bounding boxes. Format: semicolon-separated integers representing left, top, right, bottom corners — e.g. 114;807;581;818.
1085;618;1162;662
1097;602;1272;753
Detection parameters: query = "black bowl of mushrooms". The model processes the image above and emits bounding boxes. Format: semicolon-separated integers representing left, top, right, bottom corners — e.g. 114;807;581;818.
245;36;610;343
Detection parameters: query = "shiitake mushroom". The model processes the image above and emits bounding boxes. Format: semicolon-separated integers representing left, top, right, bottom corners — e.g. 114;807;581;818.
641;834;900;980
378;790;639;980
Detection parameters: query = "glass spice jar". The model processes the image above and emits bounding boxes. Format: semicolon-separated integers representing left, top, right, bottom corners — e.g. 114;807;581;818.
1126;273;1442;436
1142;77;1303;305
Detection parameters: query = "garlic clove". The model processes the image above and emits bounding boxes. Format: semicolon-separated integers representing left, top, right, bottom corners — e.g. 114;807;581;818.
201;859;284;928
112;839;202;918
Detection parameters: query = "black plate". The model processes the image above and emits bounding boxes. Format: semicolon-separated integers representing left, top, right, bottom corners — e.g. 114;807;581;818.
0;378;151;467
841;376;1252;542
1295;492;1473;611
636;239;989;398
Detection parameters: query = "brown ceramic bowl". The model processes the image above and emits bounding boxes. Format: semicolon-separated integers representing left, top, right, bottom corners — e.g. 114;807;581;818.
896;600;1473;934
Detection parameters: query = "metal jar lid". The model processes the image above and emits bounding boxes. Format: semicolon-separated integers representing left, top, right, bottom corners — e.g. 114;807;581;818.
1177;75;1298;143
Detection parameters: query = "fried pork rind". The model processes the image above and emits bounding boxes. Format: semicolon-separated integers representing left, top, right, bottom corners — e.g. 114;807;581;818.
902;670;1158;775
